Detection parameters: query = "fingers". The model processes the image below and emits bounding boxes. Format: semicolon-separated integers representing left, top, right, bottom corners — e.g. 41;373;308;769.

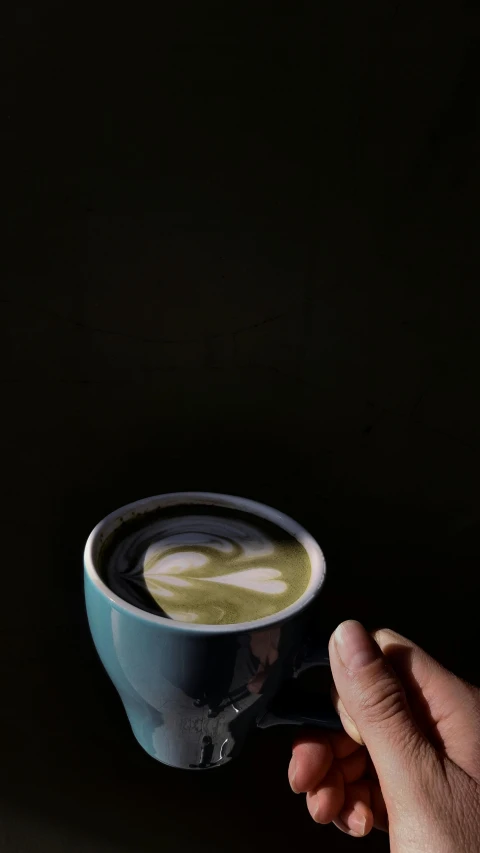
289;727;385;836
306;766;345;824
337;746;368;783
289;730;364;793
289;733;333;793
372;628;480;779
289;622;475;839
329;621;435;793
331;687;363;745
330;729;363;759
330;626;480;755
306;775;383;837
333;780;373;837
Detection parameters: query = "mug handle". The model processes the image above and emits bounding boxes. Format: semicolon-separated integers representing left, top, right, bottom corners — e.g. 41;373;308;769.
257;641;343;731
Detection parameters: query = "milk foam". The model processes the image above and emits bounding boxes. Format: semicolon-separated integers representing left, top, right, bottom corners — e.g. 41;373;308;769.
104;511;311;625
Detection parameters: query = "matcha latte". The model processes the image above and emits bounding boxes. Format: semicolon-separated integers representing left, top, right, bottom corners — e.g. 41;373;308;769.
100;504;311;626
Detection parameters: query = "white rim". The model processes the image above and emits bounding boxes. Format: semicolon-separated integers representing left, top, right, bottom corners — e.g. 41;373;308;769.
84;492;326;634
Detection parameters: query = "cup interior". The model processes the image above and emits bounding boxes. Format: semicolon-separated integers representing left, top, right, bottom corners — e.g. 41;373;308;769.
84;492;327;634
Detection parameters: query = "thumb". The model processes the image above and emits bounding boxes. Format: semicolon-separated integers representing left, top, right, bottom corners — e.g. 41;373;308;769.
329;621;435;792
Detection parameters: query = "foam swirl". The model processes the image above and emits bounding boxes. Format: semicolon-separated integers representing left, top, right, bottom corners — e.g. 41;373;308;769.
104;511;311;625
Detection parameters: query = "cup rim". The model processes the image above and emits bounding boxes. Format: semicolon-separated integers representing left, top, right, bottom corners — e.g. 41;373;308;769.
84;491;326;635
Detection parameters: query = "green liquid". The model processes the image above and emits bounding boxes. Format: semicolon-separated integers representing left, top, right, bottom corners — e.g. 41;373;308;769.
101;505;311;626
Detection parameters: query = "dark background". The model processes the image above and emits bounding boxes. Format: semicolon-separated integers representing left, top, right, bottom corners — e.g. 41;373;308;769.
2;1;480;850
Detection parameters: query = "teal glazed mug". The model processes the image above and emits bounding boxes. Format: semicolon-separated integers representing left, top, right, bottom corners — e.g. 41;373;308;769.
84;492;340;769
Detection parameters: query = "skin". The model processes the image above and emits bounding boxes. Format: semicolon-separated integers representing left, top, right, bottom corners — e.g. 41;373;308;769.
288;621;480;851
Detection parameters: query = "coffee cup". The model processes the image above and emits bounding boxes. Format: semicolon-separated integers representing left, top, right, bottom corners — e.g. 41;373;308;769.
84;492;340;769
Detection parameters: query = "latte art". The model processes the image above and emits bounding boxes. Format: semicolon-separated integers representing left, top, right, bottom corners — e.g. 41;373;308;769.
142;521;289;623
102;507;311;625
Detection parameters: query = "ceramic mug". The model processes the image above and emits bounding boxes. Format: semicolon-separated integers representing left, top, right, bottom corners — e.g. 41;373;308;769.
84;492;340;769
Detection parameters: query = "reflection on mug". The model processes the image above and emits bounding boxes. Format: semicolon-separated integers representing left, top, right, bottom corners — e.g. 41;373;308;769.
247;628;281;694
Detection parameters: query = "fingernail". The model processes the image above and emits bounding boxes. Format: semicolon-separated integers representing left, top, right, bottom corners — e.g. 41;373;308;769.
333;696;364;745
334;621;377;672
341;809;367;836
288;755;299;793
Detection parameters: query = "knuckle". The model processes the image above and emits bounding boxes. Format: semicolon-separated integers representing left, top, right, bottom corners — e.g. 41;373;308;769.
355;668;407;728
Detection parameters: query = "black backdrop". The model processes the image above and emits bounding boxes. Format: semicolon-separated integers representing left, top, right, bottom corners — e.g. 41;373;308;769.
2;2;480;850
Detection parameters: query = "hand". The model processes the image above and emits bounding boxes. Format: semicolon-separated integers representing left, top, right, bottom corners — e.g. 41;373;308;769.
288;621;480;852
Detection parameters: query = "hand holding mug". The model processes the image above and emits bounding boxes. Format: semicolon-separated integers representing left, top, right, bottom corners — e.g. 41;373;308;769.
289;621;480;852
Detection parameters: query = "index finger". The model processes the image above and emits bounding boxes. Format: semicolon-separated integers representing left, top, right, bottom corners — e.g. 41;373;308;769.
290;731;334;793
290;730;360;794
